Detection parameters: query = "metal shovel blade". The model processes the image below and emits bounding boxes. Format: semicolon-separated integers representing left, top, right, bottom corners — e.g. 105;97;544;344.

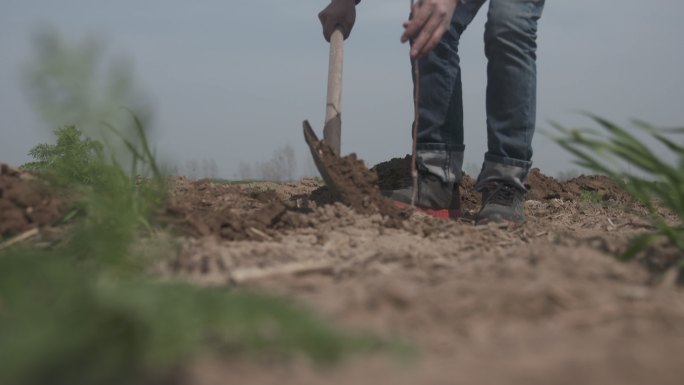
303;120;346;201
322;113;341;157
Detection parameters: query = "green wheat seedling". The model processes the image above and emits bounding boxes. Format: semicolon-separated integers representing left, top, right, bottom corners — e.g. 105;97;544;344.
553;115;684;266
579;190;603;204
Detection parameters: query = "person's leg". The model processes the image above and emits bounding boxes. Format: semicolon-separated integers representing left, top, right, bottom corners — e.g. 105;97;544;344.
476;0;545;191
384;1;487;218
475;0;545;225
414;0;486;185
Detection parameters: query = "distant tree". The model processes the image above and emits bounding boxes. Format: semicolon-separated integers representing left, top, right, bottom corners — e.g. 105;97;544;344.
302;153;320;178
200;159;218;179
276;144;297;181
185;159;199;179
209;159;218;179
257;145;297;182
238;162;253;180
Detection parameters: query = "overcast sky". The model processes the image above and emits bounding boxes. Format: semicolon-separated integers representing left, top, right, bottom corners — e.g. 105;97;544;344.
2;0;683;179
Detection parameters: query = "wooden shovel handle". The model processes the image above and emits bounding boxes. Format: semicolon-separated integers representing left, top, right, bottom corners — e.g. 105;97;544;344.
323;27;344;155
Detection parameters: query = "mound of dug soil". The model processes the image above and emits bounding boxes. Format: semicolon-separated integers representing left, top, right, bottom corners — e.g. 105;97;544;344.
164;176;400;242
165;154;636;243
166;134;419;241
303;121;406;225
165;178;290;241
526;168;632;202
0;164;63;239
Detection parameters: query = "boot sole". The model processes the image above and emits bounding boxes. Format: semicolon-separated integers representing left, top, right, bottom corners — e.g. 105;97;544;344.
475;216;525;228
392;200;460;220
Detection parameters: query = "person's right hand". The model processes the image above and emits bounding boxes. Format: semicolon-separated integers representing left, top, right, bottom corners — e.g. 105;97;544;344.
401;0;459;59
318;0;357;41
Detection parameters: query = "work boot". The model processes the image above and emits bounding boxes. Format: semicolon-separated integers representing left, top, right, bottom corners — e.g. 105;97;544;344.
475;182;526;226
382;173;460;219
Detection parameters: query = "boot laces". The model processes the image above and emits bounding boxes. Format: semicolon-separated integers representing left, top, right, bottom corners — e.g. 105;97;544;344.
488;184;521;206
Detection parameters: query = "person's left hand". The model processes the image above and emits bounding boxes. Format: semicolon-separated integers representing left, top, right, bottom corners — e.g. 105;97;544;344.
401;0;459;59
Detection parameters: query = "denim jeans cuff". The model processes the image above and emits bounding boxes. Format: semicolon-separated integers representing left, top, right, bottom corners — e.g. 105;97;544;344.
483;153;531;169
416;149;464;184
475;159;530;192
416;143;466;153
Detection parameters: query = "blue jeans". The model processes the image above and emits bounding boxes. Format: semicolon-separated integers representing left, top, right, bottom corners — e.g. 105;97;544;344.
413;0;545;192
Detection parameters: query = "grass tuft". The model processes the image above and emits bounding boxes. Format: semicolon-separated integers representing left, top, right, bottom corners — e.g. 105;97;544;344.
553;115;684;272
579;190;603;204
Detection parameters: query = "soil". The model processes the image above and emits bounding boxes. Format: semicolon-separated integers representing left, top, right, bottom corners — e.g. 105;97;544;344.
0;163;63;239
3;156;683;385
303;121;406;226
159;156;684;385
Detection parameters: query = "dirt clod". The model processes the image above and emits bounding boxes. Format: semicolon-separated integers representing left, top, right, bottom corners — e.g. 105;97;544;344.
0;164;63;239
304;121;406;225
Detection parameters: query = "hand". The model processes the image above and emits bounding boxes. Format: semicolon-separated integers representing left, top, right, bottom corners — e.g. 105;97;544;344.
318;0;357;42
401;0;459;59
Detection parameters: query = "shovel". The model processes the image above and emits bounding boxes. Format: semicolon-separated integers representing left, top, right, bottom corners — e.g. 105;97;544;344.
303;26;347;195
302;28;404;219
